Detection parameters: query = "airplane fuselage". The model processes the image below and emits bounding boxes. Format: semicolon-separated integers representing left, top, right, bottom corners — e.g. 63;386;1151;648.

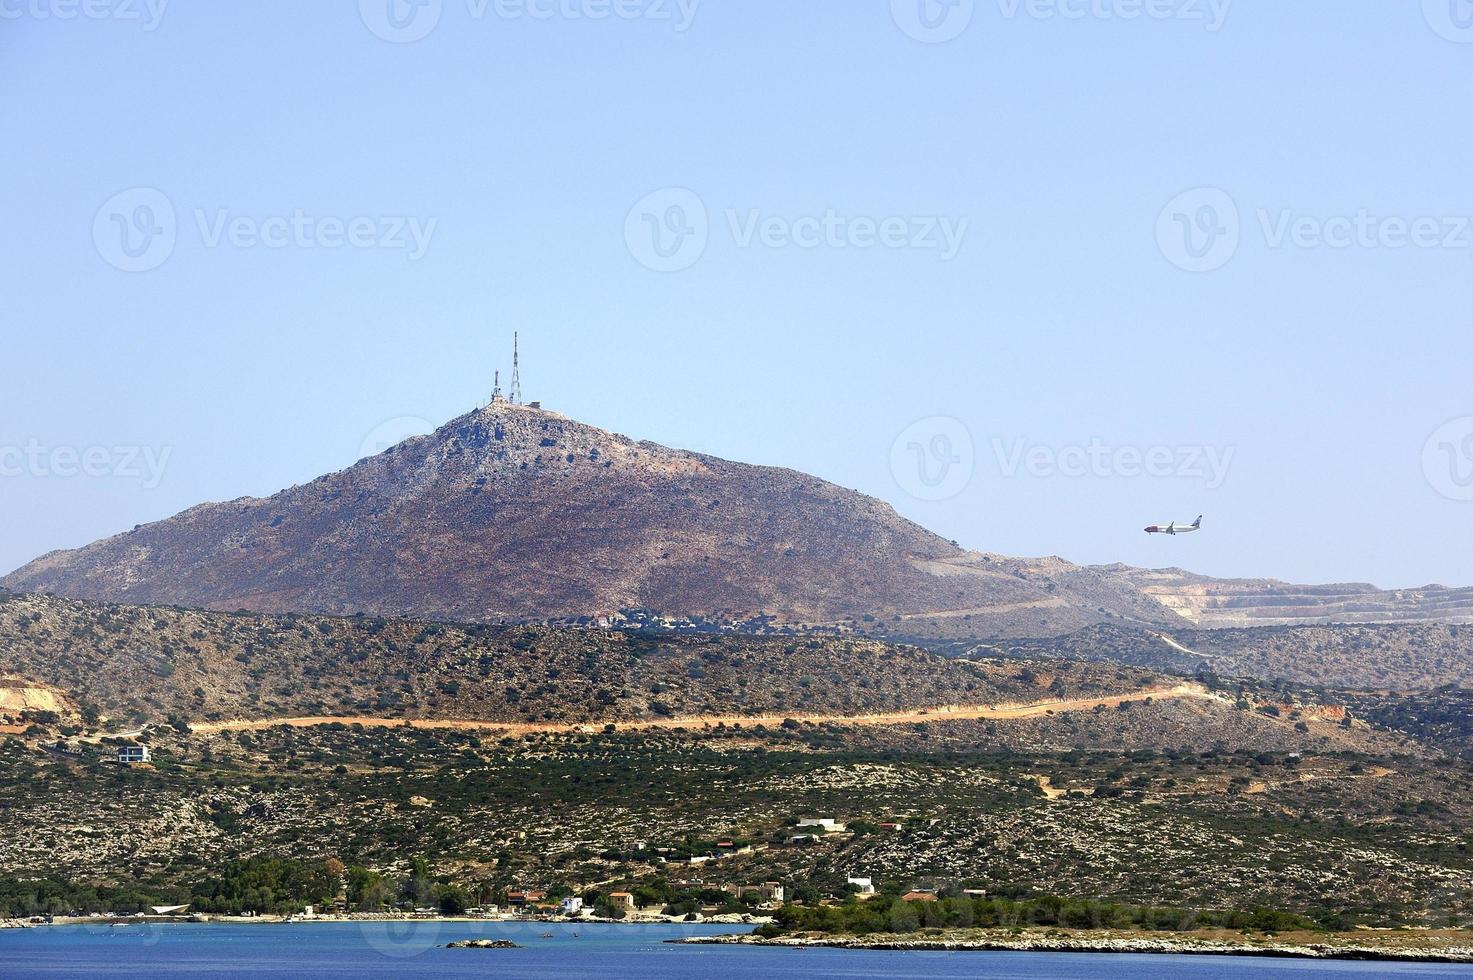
1145;522;1200;535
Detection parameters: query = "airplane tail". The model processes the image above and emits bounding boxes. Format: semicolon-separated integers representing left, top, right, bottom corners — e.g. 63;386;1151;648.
1192;515;1202;528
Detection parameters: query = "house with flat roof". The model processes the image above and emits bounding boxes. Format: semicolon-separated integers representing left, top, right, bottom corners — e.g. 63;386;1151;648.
796;817;845;832
117;745;150;765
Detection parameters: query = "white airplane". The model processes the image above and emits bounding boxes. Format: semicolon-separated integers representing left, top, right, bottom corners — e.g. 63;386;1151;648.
1145;515;1202;536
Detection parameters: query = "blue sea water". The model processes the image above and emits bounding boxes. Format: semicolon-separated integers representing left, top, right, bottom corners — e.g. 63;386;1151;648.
2;922;1472;980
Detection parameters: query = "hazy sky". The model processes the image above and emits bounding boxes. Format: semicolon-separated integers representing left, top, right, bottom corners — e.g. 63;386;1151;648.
4;2;1473;589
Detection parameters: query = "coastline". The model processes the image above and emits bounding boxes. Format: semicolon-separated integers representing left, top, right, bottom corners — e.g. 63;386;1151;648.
676;928;1473;964
2;912;767;930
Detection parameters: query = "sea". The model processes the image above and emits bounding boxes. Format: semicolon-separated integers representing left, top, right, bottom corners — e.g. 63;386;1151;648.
3;922;1472;980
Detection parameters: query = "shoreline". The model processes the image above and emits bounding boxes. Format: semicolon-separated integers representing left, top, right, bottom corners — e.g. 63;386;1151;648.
2;913;766;930
676;929;1473;964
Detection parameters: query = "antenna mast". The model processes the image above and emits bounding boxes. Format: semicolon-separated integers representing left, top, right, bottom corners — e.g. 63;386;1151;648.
491;369;501;405
510;331;523;406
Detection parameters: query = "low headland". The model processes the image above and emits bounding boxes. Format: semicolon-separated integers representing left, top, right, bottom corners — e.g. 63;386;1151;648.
678;927;1473;964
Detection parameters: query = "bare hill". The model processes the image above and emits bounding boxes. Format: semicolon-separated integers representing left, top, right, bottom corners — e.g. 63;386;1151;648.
0;405;1171;638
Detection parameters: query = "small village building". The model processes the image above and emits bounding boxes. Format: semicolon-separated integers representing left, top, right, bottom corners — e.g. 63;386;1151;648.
559;897;583;914
796;818;845;832
735;882;785;904
607;891;637;911
846;876;876;895
901;891;939;903
117;745;150;764
506;890;547;907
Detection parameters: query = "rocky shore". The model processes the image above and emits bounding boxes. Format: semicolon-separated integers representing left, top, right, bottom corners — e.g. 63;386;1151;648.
678;928;1473;963
445;939;521;949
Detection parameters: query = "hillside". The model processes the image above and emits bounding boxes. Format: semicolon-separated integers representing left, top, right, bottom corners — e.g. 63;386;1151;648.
0;708;1458;927
1098;565;1473;628
0;592;1163;730
0;405;1178;639
977;622;1473;692
2;593;1458;929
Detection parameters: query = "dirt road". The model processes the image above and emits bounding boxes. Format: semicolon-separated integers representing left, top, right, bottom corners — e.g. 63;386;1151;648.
186;683;1215;737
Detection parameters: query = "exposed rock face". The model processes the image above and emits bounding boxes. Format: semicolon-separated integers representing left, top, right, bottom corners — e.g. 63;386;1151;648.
1097;565;1473;628
0;405;1163;637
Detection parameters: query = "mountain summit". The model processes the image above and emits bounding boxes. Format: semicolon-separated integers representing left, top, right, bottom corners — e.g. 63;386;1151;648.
0;404;1171;636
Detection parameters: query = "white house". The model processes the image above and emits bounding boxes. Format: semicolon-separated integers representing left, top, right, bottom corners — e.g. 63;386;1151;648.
796;818;845;832
847;877;876;895
117;745;150;765
559;896;583;915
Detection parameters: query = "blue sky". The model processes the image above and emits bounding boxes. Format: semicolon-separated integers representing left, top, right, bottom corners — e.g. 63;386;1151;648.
4;2;1473;589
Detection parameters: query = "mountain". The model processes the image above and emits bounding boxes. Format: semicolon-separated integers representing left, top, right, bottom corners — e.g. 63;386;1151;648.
0;404;1174;637
7;403;1472;640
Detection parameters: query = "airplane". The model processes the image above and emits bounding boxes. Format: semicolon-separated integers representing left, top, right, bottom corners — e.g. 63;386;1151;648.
1145;515;1202;536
